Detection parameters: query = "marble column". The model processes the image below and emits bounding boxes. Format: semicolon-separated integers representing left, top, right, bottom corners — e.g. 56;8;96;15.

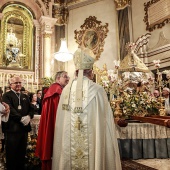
39;16;57;78
43;32;52;77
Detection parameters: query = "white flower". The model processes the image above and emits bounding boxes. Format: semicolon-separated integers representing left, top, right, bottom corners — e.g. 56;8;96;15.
132;103;136;107
114;60;120;69
27;145;32;149
107;69;114;75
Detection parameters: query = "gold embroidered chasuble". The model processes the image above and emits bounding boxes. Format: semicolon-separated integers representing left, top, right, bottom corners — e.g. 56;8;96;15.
52;77;121;170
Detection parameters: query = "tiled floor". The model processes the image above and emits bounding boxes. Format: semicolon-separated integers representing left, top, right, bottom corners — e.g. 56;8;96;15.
135;159;170;170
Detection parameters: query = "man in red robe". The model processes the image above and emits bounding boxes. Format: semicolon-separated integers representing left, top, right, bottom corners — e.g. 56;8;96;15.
35;71;69;170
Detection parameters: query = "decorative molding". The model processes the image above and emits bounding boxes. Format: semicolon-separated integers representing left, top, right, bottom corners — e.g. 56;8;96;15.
68;0;103;9
52;4;69;25
148;32;170;51
134;32;170;71
143;0;170;32
0;69;38;92
39;16;56;33
114;0;131;10
41;0;50;15
74;16;109;60
43;32;52;38
35;0;42;9
135;33;151;54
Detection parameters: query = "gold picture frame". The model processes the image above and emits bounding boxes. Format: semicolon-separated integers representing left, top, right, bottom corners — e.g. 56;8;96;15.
74;16;109;60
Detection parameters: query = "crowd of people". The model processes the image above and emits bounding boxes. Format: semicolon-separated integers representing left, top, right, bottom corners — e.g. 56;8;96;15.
0;47;170;170
152;87;170;114
0;77;44;170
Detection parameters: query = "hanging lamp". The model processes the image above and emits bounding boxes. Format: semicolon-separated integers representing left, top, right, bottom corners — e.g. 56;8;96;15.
54;38;73;62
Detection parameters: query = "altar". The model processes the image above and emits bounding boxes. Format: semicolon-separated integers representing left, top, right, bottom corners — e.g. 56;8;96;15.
116;122;170;160
30;115;170;160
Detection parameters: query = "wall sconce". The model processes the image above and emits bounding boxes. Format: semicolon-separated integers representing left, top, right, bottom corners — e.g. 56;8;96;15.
54;38;73;62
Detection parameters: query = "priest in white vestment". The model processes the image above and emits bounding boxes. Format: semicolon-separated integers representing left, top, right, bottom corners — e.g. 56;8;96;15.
52;48;122;170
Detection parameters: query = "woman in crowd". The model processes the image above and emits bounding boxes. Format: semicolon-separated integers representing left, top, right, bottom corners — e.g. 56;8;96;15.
29;93;41;115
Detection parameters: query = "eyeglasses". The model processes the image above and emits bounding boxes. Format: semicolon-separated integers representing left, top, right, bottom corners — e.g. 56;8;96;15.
62;75;70;79
11;82;22;85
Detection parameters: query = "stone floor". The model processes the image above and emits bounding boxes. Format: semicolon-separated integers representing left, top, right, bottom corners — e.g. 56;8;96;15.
135;159;170;170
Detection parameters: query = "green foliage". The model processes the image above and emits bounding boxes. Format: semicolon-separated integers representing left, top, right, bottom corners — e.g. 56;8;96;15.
41;77;54;87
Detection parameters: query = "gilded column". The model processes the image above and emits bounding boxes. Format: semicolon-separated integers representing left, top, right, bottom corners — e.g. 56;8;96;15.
0;13;4;65
33;20;41;89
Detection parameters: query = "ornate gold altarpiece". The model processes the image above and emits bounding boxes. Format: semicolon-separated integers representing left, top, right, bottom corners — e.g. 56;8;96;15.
0;1;65;92
0;5;33;69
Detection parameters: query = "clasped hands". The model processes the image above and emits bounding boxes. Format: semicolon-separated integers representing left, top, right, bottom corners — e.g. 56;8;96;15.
0;102;10;115
21;115;31;126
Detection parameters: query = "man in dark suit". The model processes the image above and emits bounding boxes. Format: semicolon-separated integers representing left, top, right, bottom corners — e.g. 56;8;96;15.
2;76;35;170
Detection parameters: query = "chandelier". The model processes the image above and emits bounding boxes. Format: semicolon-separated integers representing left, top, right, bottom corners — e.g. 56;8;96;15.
6;24;21;47
54;38;73;62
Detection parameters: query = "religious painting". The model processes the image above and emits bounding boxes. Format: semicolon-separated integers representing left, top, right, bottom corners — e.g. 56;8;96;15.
74;16;109;60
83;30;98;50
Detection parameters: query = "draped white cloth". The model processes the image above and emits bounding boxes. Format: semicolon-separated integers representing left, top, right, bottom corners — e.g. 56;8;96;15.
52;77;121;170
116;123;170;139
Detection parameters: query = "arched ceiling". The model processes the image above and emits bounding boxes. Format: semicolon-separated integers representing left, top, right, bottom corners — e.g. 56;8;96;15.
0;0;46;19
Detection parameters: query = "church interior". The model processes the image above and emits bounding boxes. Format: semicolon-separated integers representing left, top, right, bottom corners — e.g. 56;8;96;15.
0;0;170;169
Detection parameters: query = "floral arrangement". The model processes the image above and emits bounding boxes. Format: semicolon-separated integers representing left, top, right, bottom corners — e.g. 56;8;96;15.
25;134;41;167
98;61;120;100
100;73;117;94
94;60;167;118
120;91;161;118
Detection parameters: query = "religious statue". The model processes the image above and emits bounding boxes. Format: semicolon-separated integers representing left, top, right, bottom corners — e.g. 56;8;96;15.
6;44;21;67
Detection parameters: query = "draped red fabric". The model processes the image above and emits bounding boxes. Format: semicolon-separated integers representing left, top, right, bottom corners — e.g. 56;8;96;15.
35;83;62;170
41;160;52;170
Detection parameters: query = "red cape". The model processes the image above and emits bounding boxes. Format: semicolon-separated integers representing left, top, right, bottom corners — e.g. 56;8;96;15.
35;83;62;169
